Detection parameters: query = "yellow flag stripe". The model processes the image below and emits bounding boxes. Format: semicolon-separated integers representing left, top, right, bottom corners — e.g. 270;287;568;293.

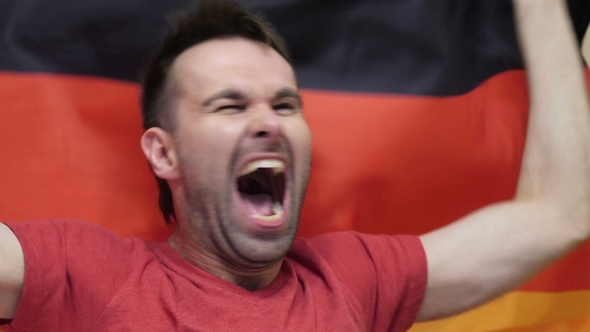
409;290;590;332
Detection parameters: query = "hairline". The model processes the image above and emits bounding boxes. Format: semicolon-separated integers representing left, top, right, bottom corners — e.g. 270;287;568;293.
156;35;296;132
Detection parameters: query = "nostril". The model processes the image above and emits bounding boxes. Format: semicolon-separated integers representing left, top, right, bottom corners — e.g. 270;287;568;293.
256;131;268;138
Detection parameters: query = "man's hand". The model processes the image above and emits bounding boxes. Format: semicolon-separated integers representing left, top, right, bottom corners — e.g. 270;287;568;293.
0;223;24;319
417;0;590;321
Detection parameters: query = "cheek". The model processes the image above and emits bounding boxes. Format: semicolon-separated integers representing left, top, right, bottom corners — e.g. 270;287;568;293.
199;122;244;157
285;122;313;182
181;118;242;151
291;122;312;156
180;121;244;172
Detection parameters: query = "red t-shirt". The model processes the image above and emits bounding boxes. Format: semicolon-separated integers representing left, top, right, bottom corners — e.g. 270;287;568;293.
2;220;426;331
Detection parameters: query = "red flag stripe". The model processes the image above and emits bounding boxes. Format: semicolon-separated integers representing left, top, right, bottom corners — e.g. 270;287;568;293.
1;69;590;292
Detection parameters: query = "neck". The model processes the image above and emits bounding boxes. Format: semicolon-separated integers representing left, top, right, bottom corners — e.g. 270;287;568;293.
168;229;283;291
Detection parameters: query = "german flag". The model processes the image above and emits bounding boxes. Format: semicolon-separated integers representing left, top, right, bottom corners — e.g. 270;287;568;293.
1;1;589;330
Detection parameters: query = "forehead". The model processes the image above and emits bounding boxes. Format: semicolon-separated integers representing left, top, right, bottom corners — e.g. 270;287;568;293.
171;37;297;97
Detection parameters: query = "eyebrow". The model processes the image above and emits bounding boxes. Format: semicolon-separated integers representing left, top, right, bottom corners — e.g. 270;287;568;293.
202;89;248;107
274;88;303;107
201;87;303;107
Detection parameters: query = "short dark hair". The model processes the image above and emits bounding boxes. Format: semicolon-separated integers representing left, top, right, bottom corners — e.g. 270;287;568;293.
141;0;292;226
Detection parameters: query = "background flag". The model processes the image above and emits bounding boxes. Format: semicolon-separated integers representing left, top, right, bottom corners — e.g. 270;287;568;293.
1;0;589;330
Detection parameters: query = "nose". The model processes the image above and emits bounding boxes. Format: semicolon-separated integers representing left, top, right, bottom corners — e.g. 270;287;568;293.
248;105;281;139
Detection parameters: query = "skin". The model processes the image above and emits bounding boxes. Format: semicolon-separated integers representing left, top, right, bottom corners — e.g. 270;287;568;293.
0;224;23;318
141;37;312;290
0;0;588;323
417;0;590;320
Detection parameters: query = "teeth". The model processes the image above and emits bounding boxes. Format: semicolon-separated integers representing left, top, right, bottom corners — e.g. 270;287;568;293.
252;202;284;222
240;159;285;176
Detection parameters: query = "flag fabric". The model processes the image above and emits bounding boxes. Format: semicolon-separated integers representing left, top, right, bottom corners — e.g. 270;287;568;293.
1;0;589;330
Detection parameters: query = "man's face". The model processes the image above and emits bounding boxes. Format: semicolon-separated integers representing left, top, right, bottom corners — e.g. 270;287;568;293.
169;37;311;266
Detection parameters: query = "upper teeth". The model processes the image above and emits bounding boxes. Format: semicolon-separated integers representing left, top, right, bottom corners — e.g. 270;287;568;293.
240;159;285;176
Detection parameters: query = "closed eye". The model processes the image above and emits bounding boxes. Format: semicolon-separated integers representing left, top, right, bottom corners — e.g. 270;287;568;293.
215;104;246;114
273;103;300;115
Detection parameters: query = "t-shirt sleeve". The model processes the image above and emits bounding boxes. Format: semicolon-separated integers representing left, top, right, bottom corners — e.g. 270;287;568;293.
1;220;137;331
307;232;427;332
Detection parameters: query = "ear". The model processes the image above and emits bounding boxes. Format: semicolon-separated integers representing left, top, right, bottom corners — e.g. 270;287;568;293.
141;127;180;180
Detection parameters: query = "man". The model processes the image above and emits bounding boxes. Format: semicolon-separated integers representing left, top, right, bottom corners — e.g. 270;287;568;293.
0;0;588;330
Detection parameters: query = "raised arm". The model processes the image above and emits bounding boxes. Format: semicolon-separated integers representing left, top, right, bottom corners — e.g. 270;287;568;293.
0;223;24;319
417;0;590;321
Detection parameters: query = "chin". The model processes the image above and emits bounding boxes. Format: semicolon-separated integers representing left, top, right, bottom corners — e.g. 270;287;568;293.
230;232;296;265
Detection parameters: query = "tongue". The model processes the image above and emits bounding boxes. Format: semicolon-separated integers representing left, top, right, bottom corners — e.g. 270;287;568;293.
239;193;274;216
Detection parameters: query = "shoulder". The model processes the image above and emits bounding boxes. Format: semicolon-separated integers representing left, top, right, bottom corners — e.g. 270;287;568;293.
290;232;427;330
1;220;143;331
4;219;138;280
295;231;425;264
289;231;426;288
7;220;141;286
5;219;120;241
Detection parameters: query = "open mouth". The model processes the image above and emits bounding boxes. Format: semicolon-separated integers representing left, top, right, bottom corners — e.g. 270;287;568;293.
236;159;286;224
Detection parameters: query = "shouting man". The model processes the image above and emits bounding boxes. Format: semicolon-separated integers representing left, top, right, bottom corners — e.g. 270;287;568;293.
1;0;589;330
